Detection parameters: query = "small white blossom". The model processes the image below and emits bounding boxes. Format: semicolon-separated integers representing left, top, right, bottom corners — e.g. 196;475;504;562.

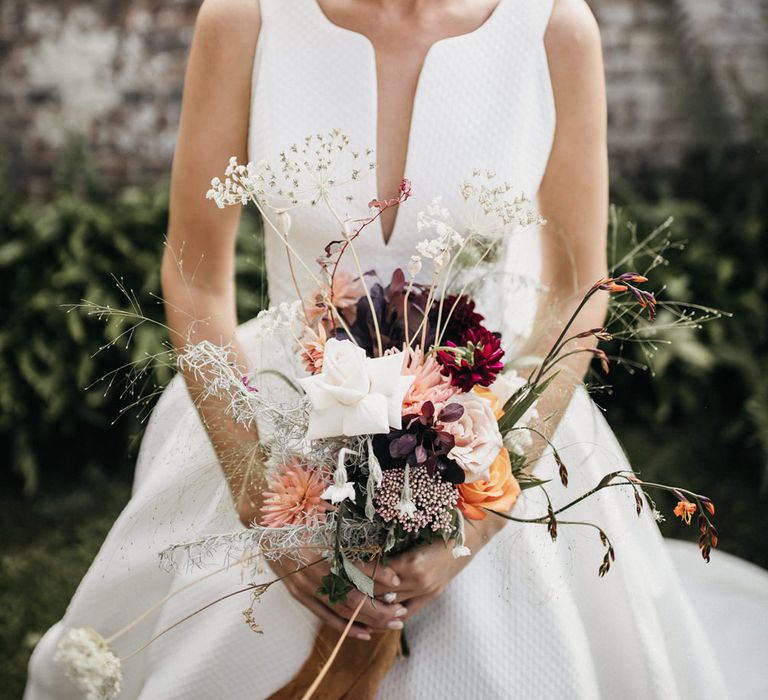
452;513;472;558
54;627;123;700
407;255;422;278
452;545;472;559
255;300;304;334
275;210;292;237
206;157;262;208
415;198;465;270
365;438;384;519
459;170;542;242
322;448;359;504
396;465;417;517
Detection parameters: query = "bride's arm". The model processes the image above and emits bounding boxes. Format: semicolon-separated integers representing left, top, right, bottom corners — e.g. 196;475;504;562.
162;0;402;638
387;0;608;619
514;0;610;447
162;0;264;524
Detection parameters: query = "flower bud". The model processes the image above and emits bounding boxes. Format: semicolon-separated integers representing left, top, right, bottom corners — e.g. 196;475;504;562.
408;255;422;278
275;210;292;238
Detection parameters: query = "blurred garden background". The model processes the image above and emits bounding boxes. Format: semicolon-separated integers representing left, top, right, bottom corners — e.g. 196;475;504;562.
1;0;767;695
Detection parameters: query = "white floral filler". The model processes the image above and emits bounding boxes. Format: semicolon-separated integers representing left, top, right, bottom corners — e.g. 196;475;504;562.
54;627;122;700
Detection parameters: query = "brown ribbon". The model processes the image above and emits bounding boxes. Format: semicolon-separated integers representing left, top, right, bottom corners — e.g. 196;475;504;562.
268;624;402;700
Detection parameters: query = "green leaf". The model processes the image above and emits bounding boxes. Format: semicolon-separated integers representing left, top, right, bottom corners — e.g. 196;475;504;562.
342;555;375;597
316;571;352;604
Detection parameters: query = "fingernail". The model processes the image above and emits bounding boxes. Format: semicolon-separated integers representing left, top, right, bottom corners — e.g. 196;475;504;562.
394;607;407;617
387;620;404;630
391;575;401;587
357;632;371;641
382;592;397;604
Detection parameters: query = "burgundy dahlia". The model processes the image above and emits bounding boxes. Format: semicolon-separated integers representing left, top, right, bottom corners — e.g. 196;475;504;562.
437;326;505;391
438;295;485;345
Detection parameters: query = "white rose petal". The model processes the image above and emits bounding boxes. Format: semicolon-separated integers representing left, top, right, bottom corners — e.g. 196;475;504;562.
298;339;414;440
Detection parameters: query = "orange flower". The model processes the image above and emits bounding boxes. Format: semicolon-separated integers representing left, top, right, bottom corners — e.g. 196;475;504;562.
673;500;697;525
472;386;504;419
457;448;520;521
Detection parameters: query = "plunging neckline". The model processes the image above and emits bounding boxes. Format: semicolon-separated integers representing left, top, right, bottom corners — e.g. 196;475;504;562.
308;0;510;247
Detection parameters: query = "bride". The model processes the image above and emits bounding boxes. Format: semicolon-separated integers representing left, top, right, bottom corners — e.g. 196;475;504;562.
25;0;768;698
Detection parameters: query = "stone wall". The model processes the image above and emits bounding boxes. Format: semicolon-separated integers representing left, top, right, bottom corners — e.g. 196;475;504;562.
0;0;766;194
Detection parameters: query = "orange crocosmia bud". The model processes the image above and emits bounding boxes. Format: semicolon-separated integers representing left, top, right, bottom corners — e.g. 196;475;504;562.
703;501;715;516
673;500;697;525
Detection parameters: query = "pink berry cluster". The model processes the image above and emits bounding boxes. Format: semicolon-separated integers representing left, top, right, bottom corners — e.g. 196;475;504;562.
375;466;458;533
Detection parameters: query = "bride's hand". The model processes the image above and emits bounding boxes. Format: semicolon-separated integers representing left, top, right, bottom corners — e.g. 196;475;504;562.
386;515;506;620
269;554;408;640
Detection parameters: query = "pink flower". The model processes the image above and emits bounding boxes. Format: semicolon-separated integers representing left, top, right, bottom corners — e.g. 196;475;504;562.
304;271;363;326
401;347;459;414
300;324;327;374
437;392;504;483
259;459;335;528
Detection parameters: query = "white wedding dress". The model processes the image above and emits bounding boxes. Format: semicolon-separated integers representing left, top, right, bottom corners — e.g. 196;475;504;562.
26;1;768;698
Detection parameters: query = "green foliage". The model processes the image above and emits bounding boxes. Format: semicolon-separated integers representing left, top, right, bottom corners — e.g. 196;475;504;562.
0;162;266;496
316;571;353;604
0;475;130;697
604;135;768;566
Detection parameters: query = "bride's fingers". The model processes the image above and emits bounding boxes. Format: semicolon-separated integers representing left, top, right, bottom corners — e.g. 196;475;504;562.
298;592;373;641
353;560;402;592
333;590;407;631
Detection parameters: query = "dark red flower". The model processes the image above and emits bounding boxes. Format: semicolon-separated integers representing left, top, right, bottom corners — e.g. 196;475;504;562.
439;295;485;345
436;326;505;391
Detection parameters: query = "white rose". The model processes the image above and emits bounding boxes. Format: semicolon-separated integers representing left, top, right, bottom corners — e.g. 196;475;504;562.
298;339;414;440
441;392;504;483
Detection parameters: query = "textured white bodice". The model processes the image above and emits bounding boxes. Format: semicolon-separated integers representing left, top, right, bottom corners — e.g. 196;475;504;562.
248;0;556;317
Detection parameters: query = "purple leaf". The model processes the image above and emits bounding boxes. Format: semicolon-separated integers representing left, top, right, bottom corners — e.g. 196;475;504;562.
389;433;417;458
437;403;464;423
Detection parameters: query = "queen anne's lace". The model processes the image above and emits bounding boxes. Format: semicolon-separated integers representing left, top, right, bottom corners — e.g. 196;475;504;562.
207;130;376;210
54;627;122;700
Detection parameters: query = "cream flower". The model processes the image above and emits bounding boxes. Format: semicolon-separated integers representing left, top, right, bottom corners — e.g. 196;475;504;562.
489;370;528;404
440;392;504;483
297;339;414;440
54;627;123;700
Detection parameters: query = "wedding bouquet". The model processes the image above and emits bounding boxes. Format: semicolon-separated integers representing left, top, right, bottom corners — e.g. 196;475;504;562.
55;132;721;699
